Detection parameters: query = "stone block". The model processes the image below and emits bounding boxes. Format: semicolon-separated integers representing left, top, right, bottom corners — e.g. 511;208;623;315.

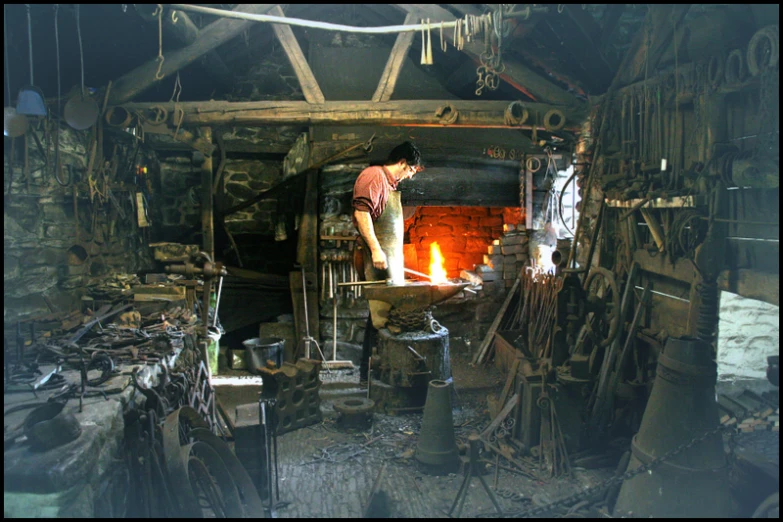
504;255;517;267
483;254;504;270
460;270;482;285
461;207;488;217
465;237;489;253
478;270;500;282
419;215;441;226
505;278;516;288
441;215;470;226
479;216;503;227
501;244;527;255
501;232;528;246
459;252;483;270
503;223;516;233
487;244;501;255
421;206;451;216
503;268;517;279
515;253;529;262
489;207;503;215
417;224;453;237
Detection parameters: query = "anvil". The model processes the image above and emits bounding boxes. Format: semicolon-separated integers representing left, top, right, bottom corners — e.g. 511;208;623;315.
362;280;471;311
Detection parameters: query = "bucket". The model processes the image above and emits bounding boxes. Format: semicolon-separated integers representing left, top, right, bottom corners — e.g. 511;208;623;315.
207;327;221;377
243;337;284;375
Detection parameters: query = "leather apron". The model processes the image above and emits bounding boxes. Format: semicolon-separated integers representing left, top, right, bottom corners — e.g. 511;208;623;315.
358;190;405;284
357;191;404;329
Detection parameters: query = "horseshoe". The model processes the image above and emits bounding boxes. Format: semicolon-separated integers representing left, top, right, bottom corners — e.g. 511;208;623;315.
435;103;459;125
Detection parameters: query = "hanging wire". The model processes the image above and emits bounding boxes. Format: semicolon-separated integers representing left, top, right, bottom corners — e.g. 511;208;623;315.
53;4;70;186
4;5;11;105
75;4;85;98
154;4;165;79
26;4;35;85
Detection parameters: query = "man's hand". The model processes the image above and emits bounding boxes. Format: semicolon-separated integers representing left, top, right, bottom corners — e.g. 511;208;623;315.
371;249;388;270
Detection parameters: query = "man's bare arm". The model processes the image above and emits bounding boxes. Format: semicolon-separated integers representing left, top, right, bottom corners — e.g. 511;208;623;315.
354;210;388;270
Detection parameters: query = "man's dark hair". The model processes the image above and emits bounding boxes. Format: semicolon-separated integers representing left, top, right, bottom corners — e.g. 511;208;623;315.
386;141;422;167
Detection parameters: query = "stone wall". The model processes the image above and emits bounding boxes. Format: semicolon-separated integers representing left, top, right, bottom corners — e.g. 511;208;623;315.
4;126;153;326
405;206;525;279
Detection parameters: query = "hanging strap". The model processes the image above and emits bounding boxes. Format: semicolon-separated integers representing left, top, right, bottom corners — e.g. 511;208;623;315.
4;5;12;103
26;4;34;85
75;4;87;97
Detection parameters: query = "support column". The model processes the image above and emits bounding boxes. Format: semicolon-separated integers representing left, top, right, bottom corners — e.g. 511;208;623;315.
201;127;214;261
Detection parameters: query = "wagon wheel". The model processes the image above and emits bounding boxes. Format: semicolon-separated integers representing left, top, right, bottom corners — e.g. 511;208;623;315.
583;267;620;348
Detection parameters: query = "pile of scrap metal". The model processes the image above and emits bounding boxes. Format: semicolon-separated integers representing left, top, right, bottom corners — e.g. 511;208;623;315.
125;405;265;518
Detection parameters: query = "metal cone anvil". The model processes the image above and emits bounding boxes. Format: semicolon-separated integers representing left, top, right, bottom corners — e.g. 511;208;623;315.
363;280;470;311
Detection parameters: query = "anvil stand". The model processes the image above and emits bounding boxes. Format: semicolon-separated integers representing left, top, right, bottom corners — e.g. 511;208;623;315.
448;433;504;518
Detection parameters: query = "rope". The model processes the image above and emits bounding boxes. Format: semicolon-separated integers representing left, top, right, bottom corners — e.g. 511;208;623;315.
53;4;70;187
75;4;85;97
25;4;34;85
171;3;462;35
154;4;165;80
4;5;11;104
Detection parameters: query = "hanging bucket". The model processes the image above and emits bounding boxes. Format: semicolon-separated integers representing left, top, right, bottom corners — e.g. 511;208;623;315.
243;337;285;375
4;106;29;137
16;86;47;117
64;94;99;130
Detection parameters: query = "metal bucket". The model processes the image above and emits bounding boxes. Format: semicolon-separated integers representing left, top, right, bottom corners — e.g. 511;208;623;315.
243;337;285;375
64;94;99;130
4;106;28;138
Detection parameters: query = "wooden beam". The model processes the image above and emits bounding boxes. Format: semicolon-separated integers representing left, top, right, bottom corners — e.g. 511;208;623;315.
200;127;214;261
134;4;233;86
269;5;325;104
393;4;582;107
617;5;691;88
598;5;625;48
109;4;276;105
117;99;585;129
373;12;417;102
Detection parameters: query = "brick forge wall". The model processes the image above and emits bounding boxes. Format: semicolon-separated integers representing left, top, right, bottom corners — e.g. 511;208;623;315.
405;207;525;279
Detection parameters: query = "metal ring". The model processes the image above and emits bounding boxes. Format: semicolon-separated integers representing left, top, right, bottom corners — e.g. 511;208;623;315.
543;109;566;132
526;156;542;172
505;100;529;126
435;103;459;125
724;49;746;85
747;25;780;76
104;106;133;128
707;53;724;88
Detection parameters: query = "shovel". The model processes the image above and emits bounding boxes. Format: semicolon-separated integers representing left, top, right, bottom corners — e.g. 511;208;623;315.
16;4;47;117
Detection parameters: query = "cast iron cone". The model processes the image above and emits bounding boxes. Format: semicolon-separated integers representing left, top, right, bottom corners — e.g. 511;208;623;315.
415;379;460;474
613;336;734;518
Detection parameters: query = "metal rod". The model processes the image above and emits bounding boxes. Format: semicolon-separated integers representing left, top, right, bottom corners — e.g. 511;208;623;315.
404;267;434;280
333;294;338;362
301;266;311;359
211;276;224;328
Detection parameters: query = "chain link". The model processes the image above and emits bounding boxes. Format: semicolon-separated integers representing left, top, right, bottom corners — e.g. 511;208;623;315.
481;421;735;518
387;307;433;332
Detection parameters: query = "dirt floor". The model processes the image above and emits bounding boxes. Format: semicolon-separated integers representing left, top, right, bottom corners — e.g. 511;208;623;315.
215;338;779;518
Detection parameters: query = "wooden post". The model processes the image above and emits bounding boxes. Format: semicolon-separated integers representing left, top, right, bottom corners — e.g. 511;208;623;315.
297;170;319;272
373;12;417;102
201;127;214;261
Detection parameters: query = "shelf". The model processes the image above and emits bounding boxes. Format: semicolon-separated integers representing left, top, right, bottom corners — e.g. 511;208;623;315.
605;195;700;209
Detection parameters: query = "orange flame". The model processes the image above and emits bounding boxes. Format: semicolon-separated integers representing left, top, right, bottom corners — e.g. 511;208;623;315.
429;242;448;284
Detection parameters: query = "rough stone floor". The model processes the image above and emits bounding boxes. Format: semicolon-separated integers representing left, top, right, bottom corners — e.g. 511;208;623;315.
221;339;618;518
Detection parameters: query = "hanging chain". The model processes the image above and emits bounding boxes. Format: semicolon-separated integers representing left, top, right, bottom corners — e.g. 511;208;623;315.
482;421;737;518
475;11;504;96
